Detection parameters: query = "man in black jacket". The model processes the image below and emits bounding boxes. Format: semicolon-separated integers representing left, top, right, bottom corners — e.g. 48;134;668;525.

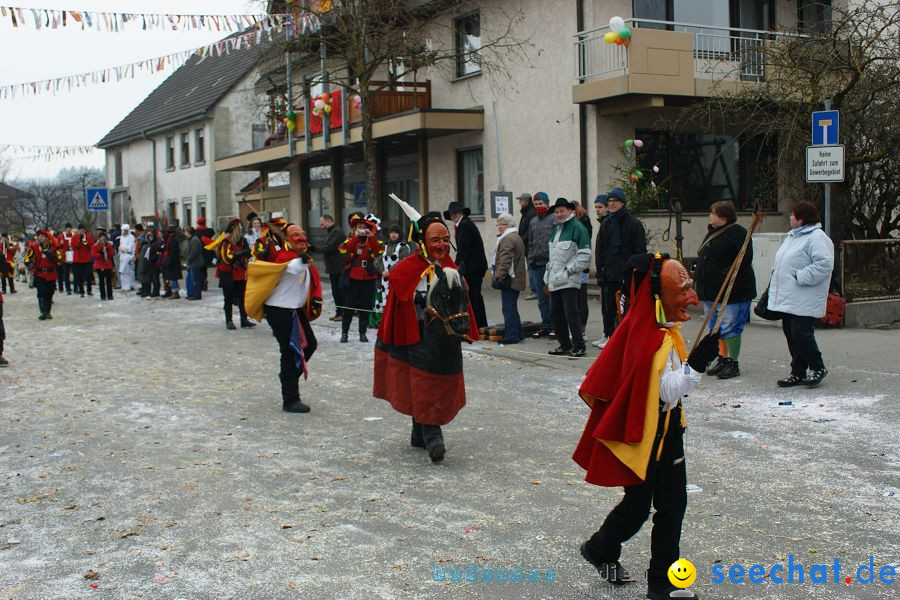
319;215;346;322
444;201;488;329
595;187;646;347
517;193;535;256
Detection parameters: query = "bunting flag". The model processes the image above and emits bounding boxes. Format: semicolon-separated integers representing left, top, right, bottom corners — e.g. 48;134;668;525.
0;6;291;33
0;22;289;100
1;144;97;161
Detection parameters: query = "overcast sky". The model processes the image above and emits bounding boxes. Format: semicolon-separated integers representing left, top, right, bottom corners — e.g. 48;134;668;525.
0;0;262;182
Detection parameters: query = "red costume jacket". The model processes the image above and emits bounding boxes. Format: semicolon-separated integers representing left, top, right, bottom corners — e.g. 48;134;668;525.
26;241;64;282
217;237;250;281
71;232;93;263
92;241;115;270
339;235;384;281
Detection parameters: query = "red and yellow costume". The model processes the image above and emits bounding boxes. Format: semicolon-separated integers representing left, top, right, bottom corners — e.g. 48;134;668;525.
25;231;64;319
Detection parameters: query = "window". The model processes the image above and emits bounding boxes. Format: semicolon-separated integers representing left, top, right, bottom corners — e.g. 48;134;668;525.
168;201;177;224
456;147;484;215
196;196;207;220
180;133;190;167
165;137;175;170
195;128;205;163
454;12;481;77
633;0;774;31
114;151;123;186
635;130;776;212
183;198;192;226
252;124;268;149
797;0;831;32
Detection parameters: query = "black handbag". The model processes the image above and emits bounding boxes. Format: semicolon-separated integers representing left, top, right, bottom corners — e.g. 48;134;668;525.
754;286;782;321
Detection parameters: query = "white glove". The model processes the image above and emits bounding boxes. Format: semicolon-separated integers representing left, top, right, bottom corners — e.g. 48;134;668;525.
285;258;303;275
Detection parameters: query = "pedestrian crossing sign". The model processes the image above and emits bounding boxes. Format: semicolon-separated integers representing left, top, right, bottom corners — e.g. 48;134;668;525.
86;188;109;211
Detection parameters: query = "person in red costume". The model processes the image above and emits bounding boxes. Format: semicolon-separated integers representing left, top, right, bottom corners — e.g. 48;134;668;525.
91;231;116;301
25;230;65;320
573;253;719;600
337;215;384;343
215;218;254;330
373;211;480;464
71;224;94;297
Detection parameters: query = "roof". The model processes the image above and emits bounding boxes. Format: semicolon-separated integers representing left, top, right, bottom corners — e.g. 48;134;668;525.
96;43;260;148
0;181;30;201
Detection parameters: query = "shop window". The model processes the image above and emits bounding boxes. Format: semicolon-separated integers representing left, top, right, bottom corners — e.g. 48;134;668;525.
456;147;484;215
455;12;481;77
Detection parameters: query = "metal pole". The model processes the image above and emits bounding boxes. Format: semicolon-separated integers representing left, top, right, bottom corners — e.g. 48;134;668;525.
287;27;294;159
492;100;504;192
823;97;831;237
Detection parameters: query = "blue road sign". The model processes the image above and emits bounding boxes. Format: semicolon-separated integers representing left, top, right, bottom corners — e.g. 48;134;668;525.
86;188;109;211
811;110;839;145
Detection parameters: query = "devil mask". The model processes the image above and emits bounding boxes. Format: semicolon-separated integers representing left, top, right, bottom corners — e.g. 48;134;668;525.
286;224;309;254
660;259;699;322
424;222;450;261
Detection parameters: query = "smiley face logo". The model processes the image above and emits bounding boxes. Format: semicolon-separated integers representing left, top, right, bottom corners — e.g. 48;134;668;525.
668;558;696;588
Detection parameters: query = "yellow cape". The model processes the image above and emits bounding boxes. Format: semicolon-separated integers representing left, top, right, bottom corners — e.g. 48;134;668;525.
244;260;289;323
600;326;689;482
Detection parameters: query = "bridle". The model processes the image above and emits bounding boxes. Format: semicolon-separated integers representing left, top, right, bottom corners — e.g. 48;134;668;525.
424;305;474;344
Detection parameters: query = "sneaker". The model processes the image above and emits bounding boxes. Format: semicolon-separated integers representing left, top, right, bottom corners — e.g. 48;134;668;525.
717;358;740;379
777;373;806;388
569;347;587;358
591;336;608;349
524;293;537;300
548;346;572;356
579;543;635;585
706;356;727;376
803;368;828;388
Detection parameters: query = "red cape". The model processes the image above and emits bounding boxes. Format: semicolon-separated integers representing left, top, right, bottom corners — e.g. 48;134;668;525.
572;277;665;487
376;252;480;346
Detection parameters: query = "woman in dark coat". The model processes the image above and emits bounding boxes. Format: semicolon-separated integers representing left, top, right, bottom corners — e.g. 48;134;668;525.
162;226;183;299
692;200;756;379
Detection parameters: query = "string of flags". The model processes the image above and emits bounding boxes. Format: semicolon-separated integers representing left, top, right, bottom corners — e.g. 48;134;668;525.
0;6;289;33
1;144;97;161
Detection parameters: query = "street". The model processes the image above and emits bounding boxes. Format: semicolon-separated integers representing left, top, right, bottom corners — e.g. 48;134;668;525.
1;285;898;600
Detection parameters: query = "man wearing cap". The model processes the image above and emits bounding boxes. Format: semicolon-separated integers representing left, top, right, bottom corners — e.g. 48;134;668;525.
595;187;646;348
527;192;554;336
25;230;64;319
591;195;609;348
516;193;535;257
444;202;488;329
71;224;94;297
545;198;591;357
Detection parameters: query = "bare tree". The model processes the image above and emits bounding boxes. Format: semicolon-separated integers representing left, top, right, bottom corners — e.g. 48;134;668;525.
667;0;899;243
1;168;105;233
259;0;530;214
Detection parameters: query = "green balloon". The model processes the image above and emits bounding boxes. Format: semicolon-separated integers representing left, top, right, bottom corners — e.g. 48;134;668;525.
635;170;644;179
287;110;296;120
624;139;634;147
619;28;631;40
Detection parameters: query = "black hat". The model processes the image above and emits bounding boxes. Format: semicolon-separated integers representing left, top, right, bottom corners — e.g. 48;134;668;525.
442;201;470;220
246;211;258;223
607;187;627;203
411;212;447;244
552;197;575;210
64;223;73;229
77;223;85;230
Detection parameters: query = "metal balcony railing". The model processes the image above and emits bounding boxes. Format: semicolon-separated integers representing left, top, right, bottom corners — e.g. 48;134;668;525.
574;18;786;83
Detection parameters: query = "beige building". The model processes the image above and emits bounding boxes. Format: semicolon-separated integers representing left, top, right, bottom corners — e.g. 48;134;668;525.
216;0;836;258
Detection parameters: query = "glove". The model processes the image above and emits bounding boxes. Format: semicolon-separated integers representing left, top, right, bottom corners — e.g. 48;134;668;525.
687;332;720;373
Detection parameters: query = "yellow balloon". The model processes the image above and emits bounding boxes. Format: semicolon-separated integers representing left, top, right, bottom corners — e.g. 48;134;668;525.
603;31;619;44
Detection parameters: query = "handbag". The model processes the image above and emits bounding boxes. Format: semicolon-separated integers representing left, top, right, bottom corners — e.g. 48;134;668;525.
753;285;782;321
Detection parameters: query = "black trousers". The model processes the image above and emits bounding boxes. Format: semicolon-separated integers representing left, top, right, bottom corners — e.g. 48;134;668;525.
578;283;589;329
782;314;824;376
265;305;303;405
1;274;13;294
96;270;113;300
586;406;687;591
223;281;249;324
57;263;71;293
550;287;584;349
465;270;488;329
73;263;92;295
0;301;5;355
601;282;620;338
34;278;55;315
328;273;344;317
411;417;444;450
342;278;376;336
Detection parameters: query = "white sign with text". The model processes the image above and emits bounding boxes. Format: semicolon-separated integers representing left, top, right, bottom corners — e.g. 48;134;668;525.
806;145;845;182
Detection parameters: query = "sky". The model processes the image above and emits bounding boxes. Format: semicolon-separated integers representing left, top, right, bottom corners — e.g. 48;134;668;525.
0;0;263;182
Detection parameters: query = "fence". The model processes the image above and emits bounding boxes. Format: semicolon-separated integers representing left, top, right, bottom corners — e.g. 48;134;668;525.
841;239;900;302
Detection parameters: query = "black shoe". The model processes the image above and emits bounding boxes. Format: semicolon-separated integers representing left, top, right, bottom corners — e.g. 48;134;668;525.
647;585;698;599
803;368;828;388
706;356;727;376
340;334;349;343
87;291;93;296
569;346;587;358
359;333;369;343
80;293;85;297
531;328;550;339
548;346;572;356
225;321;237;330
188;296;201;301
777;373;805;387
579;543;635;585
716;358;740;379
429;444;446;463
240;321;256;328
38;313;47;320
0;356;8;367
66;291;72;295
410;433;426;449
282;400;311;413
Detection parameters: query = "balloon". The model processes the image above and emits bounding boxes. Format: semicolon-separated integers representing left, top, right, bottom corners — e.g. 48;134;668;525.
624;139;634;147
635;170;644;179
634;139;644;148
653;165;660;173
324;104;332;113
618;28;631;40
630;173;639;183
314;98;325;109
287;110;296;121
609;16;625;31
282;117;288;124
319;92;330;102
615;37;625;46
603;31;619;44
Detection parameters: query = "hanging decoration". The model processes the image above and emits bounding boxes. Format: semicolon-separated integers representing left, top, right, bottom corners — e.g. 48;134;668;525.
602;16;632;48
283;109;298;133
0;144;97;161
311;92;333;118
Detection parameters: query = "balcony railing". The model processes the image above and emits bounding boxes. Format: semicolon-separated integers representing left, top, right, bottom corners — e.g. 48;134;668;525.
575;18;787;83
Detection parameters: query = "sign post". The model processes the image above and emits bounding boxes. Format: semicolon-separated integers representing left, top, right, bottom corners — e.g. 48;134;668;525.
86;187;109;212
808;102;842;236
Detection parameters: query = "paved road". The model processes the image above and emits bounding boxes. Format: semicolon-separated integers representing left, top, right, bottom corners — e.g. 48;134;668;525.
0;285;897;599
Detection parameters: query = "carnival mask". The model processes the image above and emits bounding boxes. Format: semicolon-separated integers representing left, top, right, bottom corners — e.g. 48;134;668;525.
286;224;309;254
424;222;450;261
660;259;698;322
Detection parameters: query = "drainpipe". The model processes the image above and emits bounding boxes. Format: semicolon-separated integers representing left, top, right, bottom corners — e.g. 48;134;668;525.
576;0;588;206
140;130;158;224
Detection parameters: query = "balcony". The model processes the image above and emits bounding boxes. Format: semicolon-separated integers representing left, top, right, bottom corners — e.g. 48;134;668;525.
573;18;788;108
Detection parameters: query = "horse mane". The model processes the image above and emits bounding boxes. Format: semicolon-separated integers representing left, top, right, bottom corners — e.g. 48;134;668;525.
426;266;463;305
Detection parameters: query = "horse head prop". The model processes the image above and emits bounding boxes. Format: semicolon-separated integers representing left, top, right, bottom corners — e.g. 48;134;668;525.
424;266;474;343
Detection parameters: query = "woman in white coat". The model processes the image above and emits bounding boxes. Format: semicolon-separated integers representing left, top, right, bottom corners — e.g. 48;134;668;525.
117;224;136;291
769;201;834;388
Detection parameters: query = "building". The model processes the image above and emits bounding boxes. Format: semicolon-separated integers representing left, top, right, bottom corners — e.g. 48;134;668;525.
214;0;838;258
96;40;266;231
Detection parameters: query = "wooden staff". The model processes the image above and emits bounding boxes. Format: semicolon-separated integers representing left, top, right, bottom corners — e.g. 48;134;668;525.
690;206;765;354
